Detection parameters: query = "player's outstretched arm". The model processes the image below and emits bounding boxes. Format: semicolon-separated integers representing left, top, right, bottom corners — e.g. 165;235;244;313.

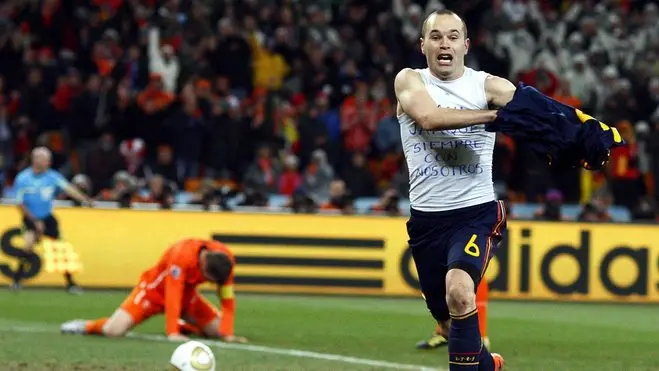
62;183;93;206
164;265;186;338
394;68;498;130
485;75;517;108
54;172;93;206
217;284;237;337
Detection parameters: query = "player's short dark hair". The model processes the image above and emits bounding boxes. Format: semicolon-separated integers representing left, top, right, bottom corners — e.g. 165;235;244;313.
420;9;468;39
205;251;233;285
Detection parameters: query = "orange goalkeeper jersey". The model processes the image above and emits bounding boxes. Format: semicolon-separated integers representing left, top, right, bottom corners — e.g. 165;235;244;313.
139;238;236;336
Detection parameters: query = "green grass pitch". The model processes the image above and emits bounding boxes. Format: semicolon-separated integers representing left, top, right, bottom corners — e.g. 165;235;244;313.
1;289;658;370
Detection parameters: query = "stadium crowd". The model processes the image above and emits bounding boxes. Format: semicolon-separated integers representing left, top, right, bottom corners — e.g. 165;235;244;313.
0;0;657;221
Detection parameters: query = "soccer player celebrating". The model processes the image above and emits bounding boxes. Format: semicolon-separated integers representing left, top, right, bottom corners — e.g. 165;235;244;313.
11;147;92;294
60;238;248;343
394;10;516;370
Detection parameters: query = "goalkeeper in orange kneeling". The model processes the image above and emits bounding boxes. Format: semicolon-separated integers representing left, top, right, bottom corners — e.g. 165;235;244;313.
417;280;490;350
61;238;247;343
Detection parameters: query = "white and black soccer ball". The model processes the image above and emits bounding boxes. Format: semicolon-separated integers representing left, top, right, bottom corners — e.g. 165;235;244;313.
170;340;216;371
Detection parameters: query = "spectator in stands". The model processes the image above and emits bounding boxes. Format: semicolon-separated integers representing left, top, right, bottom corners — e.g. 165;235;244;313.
12;116;33;168
493;134;515;192
564;54;597;113
136;74;175;149
147;27;179;94
341;81;377;154
51;68;83;127
342;152;377;198
602;80;640;124
608;121;643;211
369;189;402;217
278;154;302;197
85;131;124;195
114;45;149;94
289;189;318;214
97;171;135;208
189;179;219;211
647;116;659;208
19;68;50;127
107;78;140;140
119;138;148;183
320;179;355;215
145;145;178;187
373;103;401;155
206;93;243;179
247;16;289;92
140;174;174;209
70;75;106;161
0;98;10;171
206;18;252;95
0;0;655;220
302;149;333;205
243;145;280;203
299;93;338;168
634;121;652;198
552;80;582;109
167;94;206;182
534;189;565;221
577;201;613;222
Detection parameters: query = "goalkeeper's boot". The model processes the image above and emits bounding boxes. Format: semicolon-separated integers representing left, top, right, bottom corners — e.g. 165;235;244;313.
60;319;87;335
415;331;448;349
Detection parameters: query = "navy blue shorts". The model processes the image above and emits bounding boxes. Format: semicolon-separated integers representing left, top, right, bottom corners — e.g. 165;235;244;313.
406;200;507;322
23;214;60;239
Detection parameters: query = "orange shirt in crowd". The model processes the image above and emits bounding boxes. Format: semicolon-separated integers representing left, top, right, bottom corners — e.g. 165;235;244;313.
610;144;640;180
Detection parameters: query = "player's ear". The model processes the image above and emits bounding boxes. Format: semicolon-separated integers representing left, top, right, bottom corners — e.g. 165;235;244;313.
464;38;471;55
420;38;426;55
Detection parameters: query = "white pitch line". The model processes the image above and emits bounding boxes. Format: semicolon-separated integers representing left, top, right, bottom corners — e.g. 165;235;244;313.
5;325;444;371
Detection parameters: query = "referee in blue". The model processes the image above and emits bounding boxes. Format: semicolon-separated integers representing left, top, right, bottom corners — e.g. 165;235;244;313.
11;147;92;294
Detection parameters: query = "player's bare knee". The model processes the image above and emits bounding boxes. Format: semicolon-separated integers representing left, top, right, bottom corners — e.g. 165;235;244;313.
101;322;128;337
23;233;36;252
446;285;475;314
446;269;476;315
102;310;133;337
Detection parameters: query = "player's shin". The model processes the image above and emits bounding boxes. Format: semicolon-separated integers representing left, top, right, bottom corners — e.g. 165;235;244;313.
448;308;482;370
13;260;25;284
447;269;483;370
13;252;38;284
64;272;75;286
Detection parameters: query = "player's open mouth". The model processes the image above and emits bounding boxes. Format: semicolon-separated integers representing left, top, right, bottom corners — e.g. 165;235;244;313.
437;54;453;66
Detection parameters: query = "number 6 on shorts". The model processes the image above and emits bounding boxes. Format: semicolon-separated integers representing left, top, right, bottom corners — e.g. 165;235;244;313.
463;234;480;257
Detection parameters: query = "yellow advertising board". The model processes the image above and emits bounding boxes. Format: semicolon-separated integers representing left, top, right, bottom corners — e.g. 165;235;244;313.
0;205;658;303
483;222;659;303
0;206;397;295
